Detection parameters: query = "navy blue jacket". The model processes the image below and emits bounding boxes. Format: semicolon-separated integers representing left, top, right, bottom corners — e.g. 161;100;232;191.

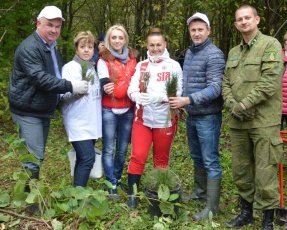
183;38;225;115
9;32;73;118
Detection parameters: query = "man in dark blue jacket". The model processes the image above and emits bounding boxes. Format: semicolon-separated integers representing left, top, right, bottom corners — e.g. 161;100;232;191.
169;12;225;221
9;6;88;185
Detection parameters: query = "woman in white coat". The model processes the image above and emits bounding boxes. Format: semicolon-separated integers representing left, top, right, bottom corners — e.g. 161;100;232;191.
61;31;102;187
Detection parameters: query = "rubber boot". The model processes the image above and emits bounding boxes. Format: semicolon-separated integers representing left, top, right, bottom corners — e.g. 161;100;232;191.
24;168;40;193
182;167;207;202
107;185;120;201
225;197;254;228
127;173;141;209
262;209;274;230
192;179;220;221
275;208;287;226
24;168;40;214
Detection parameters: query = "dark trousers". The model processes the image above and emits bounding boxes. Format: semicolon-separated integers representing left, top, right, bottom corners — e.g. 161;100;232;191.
72;140;95;187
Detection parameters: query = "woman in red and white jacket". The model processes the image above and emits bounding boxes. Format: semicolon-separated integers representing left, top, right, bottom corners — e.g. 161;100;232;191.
97;24;137;197
126;28;183;208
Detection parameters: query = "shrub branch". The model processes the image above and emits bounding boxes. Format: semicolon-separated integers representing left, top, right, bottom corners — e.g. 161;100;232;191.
0;208;52;229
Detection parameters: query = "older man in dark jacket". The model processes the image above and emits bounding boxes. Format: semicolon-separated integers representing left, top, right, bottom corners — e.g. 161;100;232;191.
169;12;225;221
9;6;88;184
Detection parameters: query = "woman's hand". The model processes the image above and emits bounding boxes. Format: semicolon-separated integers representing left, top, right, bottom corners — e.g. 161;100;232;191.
103;82;114;95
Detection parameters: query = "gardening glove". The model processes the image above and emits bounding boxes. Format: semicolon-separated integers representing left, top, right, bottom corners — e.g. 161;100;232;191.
71;80;89;94
231;102;245;122
224;98;236;110
130;92;142;109
140;93;165;106
242;108;256;121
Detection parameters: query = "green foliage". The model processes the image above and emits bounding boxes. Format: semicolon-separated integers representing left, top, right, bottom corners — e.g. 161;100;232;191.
80;61;94;83
143;168;181;220
165;74;178;97
143;168;180;191
0;190;10;207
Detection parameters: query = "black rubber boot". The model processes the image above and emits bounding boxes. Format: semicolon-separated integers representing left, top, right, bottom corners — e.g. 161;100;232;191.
127;173;141;209
24;168;40;193
192;179;220;221
182;167;207;202
275;208;287;226
24;168;40;214
225;197;253;228
262;209;274;230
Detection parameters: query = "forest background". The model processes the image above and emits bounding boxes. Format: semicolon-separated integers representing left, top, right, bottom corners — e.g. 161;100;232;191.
0;0;287;229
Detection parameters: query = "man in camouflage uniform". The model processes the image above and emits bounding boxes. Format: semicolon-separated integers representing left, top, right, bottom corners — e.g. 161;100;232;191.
222;4;284;230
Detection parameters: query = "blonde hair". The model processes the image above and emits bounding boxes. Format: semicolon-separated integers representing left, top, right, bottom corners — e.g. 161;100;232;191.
104;24;129;50
73;31;95;48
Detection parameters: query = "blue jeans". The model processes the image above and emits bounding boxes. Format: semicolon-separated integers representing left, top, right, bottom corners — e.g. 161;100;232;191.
11;113;50;171
186;113;222;179
72;140;95;187
102;107;134;186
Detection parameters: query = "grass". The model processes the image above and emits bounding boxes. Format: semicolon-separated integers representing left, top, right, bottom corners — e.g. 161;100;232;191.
0;111;285;229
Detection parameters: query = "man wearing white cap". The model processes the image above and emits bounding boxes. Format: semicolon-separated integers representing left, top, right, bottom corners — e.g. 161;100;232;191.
169;12;225;220
9;6;89;189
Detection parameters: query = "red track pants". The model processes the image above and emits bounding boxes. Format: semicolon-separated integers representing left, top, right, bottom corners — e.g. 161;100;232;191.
128;119;177;175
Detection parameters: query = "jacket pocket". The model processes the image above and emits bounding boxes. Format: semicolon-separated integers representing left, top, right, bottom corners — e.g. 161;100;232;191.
226;60;239;86
226;59;239;68
269;136;283;164
242;58;261;82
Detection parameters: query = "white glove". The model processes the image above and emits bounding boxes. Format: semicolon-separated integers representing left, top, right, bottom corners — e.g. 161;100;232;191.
71;81;88;94
129;92;142;109
140;93;163;106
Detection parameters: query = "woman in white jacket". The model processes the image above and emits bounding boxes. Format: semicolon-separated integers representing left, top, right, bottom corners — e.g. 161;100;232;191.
126;28;183;208
61;31;102;187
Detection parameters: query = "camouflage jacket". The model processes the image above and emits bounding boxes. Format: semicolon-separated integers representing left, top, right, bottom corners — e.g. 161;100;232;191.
222;31;284;129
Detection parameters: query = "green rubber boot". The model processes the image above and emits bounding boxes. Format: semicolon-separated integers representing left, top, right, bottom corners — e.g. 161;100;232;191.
182;167;207;202
192;179;221;221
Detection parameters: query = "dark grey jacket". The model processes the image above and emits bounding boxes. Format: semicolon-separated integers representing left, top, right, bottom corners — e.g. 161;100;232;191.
9;32;73;118
183;38;225;115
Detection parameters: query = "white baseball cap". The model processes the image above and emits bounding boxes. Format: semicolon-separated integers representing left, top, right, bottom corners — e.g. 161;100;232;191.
187;12;210;27
37;6;65;21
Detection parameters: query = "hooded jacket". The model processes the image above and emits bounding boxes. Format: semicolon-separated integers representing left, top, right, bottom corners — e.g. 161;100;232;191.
128;49;183;128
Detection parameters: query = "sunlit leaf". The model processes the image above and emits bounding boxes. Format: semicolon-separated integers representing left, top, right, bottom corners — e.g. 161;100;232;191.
168;193;179;201
25;191;37;204
57;202;69;212
0;192;10;207
153;222;165;230
51;219;63;230
158;185;170;201
50;191;62;199
211;220;221;228
12;180;27;202
0;214;10;222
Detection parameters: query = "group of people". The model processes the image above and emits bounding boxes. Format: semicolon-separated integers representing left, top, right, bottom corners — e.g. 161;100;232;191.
8;3;286;229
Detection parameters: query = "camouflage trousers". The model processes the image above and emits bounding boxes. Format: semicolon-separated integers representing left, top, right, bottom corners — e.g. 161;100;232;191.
229;125;283;210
